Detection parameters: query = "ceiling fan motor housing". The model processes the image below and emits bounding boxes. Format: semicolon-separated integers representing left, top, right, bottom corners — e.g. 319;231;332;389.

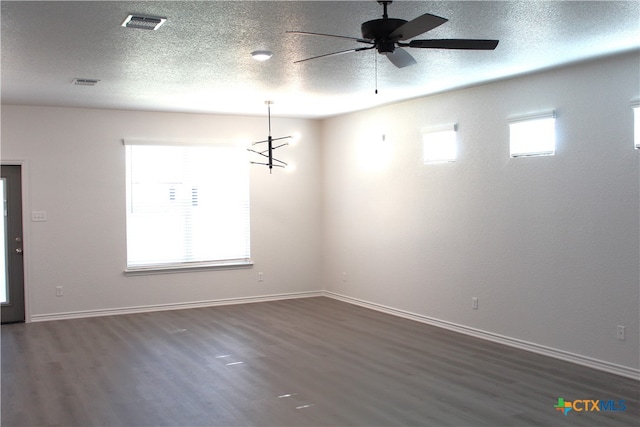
361;18;407;46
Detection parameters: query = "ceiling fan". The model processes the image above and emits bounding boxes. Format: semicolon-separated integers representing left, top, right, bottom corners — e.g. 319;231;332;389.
286;0;499;68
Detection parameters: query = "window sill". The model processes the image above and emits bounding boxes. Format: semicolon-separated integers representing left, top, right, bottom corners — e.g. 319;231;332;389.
124;260;253;276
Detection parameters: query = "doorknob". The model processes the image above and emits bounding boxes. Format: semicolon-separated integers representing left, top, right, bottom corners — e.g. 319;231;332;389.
15;248;22;254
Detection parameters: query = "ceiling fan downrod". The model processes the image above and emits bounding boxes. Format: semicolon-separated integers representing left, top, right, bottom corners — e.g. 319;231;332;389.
378;1;392;19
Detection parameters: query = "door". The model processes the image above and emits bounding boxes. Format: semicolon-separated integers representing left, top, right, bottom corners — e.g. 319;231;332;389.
1;165;25;324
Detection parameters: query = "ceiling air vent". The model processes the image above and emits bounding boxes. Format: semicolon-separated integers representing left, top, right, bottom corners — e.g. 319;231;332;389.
121;14;166;30
72;78;100;86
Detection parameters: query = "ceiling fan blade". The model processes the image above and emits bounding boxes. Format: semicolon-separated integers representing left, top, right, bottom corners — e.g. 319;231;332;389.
293;46;374;64
408;39;499;50
286;31;373;45
385;47;417;68
389;13;448;41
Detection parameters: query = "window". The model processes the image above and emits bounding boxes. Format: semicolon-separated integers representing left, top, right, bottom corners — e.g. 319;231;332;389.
422;124;457;164
633;102;640;149
508;111;556;157
124;139;251;272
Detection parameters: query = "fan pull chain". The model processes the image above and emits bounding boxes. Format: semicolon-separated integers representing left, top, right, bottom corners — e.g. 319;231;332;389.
374;50;378;94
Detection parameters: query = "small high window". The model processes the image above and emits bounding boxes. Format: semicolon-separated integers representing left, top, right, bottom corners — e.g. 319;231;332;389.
508;111;556;157
422;124;457;164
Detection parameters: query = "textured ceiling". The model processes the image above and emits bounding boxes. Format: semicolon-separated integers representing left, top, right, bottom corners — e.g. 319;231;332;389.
1;1;639;118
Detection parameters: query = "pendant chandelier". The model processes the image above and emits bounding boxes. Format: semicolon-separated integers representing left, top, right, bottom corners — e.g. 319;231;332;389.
247;101;291;173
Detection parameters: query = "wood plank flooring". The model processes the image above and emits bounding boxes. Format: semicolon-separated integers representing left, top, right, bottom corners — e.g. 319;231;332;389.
2;297;638;426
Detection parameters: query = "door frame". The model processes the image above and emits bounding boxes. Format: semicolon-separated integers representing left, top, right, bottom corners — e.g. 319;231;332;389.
1;160;30;323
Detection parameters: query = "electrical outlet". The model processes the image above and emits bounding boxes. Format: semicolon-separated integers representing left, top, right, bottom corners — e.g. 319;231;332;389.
472;297;478;310
258;272;264;282
342;272;347;282
617;325;625;341
56;286;63;297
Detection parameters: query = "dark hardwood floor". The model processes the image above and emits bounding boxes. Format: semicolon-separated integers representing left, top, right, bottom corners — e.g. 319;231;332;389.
2;297;638;426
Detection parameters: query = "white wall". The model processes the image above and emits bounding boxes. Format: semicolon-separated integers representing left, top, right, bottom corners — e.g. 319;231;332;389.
1;107;323;317
321;51;640;371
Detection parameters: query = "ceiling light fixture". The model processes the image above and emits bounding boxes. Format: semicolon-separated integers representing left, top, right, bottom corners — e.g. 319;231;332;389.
121;14;166;30
248;101;291;173
251;50;273;61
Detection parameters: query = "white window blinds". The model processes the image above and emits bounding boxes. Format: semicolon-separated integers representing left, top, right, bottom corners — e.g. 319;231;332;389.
124;140;251;271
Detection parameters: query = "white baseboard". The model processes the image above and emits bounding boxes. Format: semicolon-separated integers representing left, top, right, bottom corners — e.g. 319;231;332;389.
29;291;323;322
324;291;640;381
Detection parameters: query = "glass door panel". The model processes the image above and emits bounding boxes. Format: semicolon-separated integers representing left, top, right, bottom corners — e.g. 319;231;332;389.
1;178;8;304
